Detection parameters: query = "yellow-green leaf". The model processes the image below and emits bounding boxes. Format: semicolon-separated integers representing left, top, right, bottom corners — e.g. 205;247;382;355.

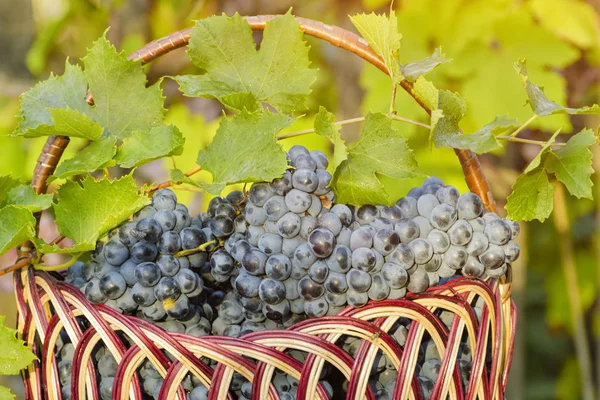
314;106;348;171
116;125;184;168
0;206;36;256
0;315;36;375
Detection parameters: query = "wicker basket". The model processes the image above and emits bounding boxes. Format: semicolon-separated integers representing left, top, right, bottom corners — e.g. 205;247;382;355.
14;15;516;400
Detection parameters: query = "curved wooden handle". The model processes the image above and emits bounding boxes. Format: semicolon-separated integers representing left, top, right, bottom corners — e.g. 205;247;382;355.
32;14;496;212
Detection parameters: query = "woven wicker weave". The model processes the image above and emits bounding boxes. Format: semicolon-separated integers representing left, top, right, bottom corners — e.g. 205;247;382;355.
14;15;516;400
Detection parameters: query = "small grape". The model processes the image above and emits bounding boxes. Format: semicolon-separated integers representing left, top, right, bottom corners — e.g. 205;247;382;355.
180;227;206;249
293;243;318;269
484;219;512;245
356;205;378;225
427;230;450;254
482;211;499;224
466;231;489;257
284;189;312;213
310;150;329;169
130;241;158;263
242;249;268;275
324;271;348;294
373;229;400;255
157;231;181;255
299;215;319;239
408;239;433;264
386;243;415;269
456;193;483;220
406;268;429;293
153;209;177;232
245;202;268;226
210;249;235;275
281;236;305;257
134;262;161;287
503;240;520;262
298;276;325;300
469;217;486;233
241;296;263;313
209;215;235;238
283;278;300;300
154;277;181;302
115;288;137;313
304;297;329;317
314;169;333;195
103;240;129;266
288;145;310;162
294;154;317;171
259;279;287;305
131;283;156;307
308;228;336;258
346;289;369;307
413;216;433;238
485;263;508;278
462;256;485;278
347;269;372;293
270;170;293;195
141;301;166;321
263;299;291;322
382;262;408;289
325;291;347;306
448;219;473;246
396;197;418;218
319;212;342;236
292;169;319;192
263;195;288;221
436;185;460;206
257;233;283;256
394;219;420;244
249;182;274;206
152;193;176;211
351;247;377;272
371;217;393;231
420;359;441;382
99;377;115;400
175;268;202;294
479;245;505;270
420;253;442;272
307;194;322;217
505;219;520;238
277;212;302;238
350;227;374;250
407;187;423;198
173;210;191;232
308;260;329;283
98;353;118;378
134;218;163;243
134;205;157;221
326;245;352;273
417;194;440;219
99;271;127;299
437;262;456;279
235;274;262;298
331;204;353;226
429;203;458;231
367;273;391;301
336;227;352;247
444;246;468;270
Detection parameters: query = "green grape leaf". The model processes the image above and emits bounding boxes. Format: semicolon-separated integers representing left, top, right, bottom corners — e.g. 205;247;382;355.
82;33;166;138
430;90;468;147
116;125;184;168
546;129;597;199
332;113;422;205
506;167;555;221
0;315;36;375
196;111;292;195
14;62;89;134
412;76;440;112
314;106;348;171
169;169;202;188
0;176;22;207
5;186;53;213
436;115;518;154
51;137;118;181
176;12;317;113
515;60;600;116
0;206;36;256
0;386;15;400
401;47;451;82
18;108;103;140
54;175;149;246
350;12;403;83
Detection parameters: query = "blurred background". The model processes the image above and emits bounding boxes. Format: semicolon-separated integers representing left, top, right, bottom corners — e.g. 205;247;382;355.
0;0;599;398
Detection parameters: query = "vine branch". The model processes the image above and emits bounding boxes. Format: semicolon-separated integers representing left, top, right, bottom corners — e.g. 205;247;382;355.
147;167;202;193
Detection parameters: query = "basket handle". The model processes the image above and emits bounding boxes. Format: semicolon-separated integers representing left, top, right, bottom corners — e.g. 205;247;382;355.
31;14;496;212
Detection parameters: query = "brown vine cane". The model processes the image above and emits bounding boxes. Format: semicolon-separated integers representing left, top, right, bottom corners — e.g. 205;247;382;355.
19;15;516;400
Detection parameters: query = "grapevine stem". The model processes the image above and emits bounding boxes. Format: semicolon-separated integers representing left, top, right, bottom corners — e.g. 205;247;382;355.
148;167;202;193
509;114;538;137
552;184;596;400
0;257;33;277
174;240;217;257
34;253;82;272
496;136;565;147
389;83;397;114
389;114;431;129
171;186;204;193
276;114;430;140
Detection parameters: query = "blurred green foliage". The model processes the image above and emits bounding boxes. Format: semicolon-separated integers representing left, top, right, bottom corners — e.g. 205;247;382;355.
1;0;600;399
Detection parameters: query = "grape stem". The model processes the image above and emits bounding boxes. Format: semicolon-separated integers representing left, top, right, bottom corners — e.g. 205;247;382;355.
276;114;430;140
174;240;217;257
496;136;565;147
34;253;82;272
147;167;202;193
509;114;538;137
0;257;34;277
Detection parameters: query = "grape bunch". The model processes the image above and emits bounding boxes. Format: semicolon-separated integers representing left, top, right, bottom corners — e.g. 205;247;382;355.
214;145;520;327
